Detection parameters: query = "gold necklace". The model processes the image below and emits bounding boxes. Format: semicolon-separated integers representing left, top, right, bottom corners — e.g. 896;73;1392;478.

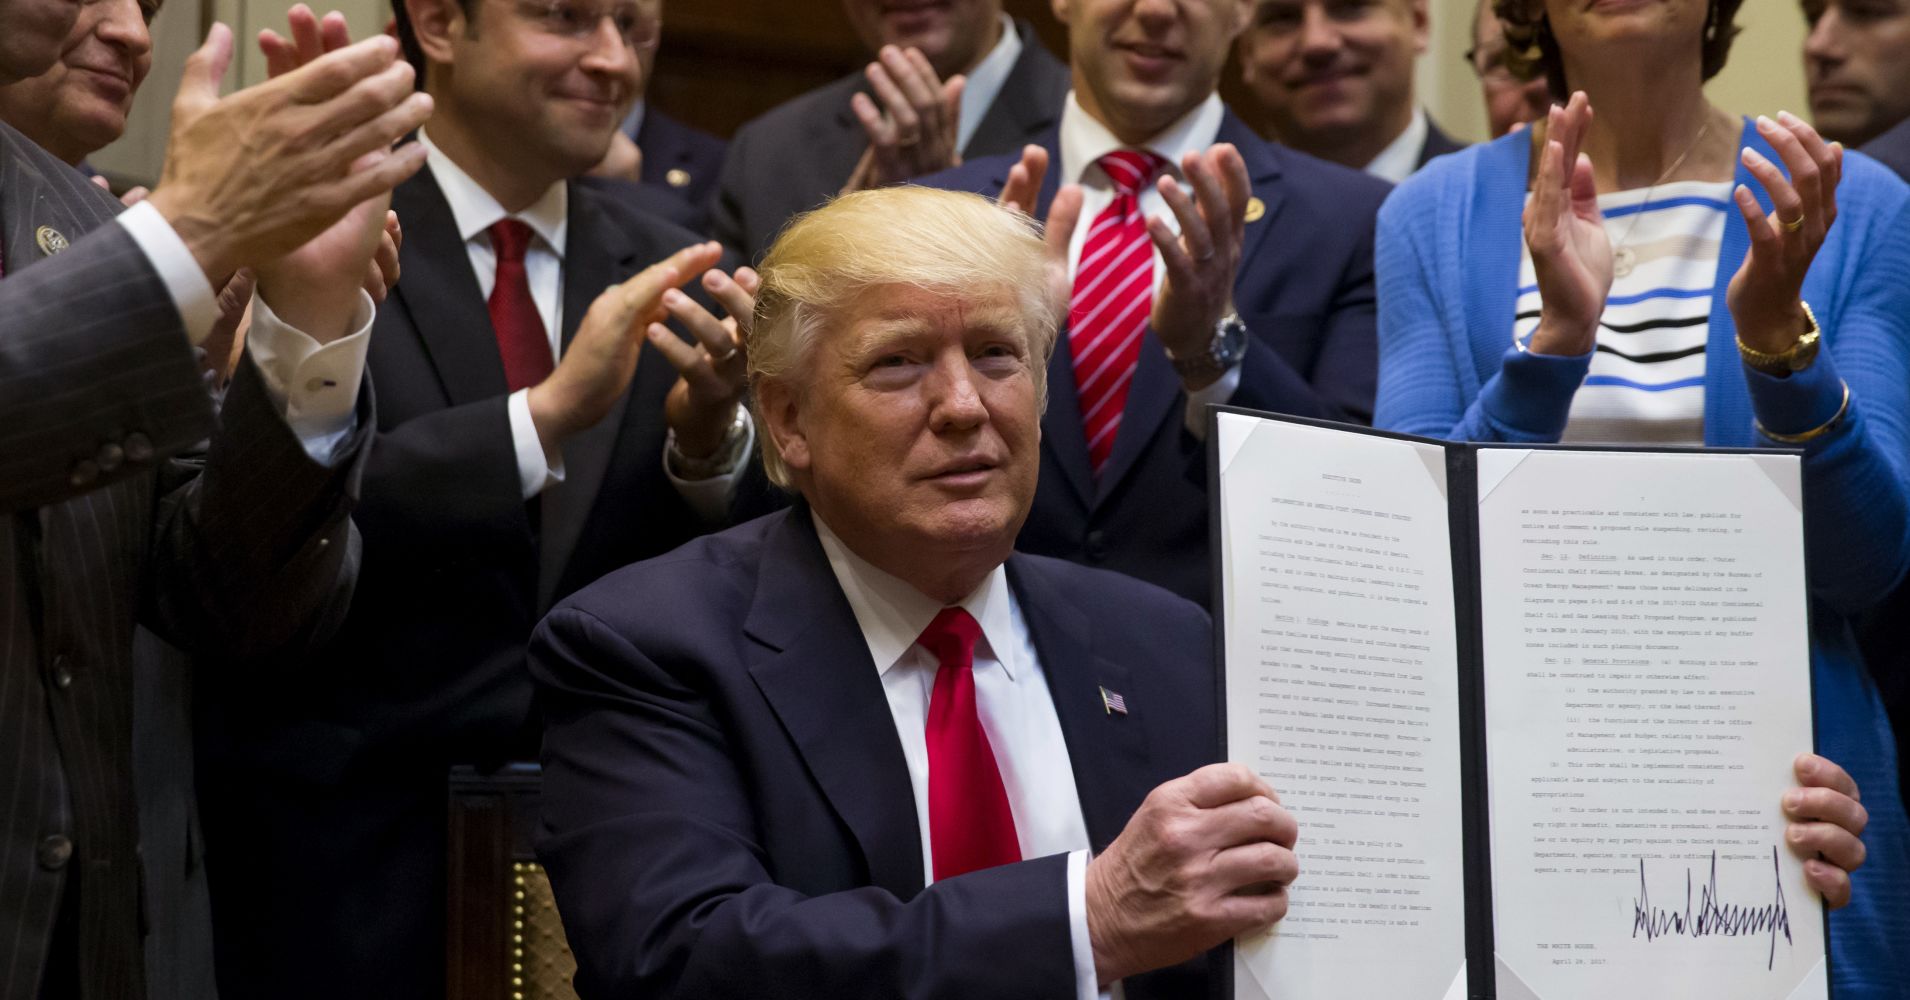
1610;116;1714;279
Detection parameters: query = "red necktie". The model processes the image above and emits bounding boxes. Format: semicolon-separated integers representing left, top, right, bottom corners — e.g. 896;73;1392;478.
920;607;1021;881
487;219;553;391
1070;149;1165;476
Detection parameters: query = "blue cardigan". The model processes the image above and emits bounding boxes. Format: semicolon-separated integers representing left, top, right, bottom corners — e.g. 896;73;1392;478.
1375;123;1910;998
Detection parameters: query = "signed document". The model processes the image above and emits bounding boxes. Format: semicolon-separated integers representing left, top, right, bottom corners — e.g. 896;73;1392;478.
1212;410;1826;1000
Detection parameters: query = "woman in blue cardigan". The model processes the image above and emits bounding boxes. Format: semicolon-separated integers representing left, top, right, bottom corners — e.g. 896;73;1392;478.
1374;0;1909;994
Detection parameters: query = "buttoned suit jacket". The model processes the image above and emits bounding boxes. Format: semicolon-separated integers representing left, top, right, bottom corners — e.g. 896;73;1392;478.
199;162;735;1000
532;504;1222;1000
711;18;1071;261
921;110;1391;606
0;119;368;1000
631;106;726;233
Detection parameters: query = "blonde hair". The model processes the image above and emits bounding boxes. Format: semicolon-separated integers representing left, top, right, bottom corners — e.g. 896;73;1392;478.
748;186;1061;489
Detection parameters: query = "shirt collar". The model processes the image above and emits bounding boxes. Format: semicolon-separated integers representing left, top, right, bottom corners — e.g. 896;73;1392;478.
956;14;1022;154
1059;89;1225;190
812;513;1020;682
418;128;569;258
1363;105;1428;185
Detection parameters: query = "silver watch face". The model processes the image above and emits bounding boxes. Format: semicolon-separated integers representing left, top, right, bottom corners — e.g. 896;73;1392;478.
1215;314;1248;365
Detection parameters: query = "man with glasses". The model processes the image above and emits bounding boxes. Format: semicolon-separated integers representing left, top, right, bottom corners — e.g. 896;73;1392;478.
1237;0;1462;181
1466;0;1549;138
196;1;756;995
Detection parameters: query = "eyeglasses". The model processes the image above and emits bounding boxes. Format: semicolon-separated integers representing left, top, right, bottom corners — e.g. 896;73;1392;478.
510;0;660;49
1462;45;1517;83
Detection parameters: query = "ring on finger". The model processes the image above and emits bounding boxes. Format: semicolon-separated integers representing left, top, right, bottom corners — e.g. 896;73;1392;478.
709;342;740;364
1779;213;1805;233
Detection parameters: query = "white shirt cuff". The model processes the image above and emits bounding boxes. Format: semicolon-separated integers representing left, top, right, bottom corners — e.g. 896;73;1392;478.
1068;849;1118;1000
664;408;754;522
508;388;566;499
246;289;374;463
115;200;220;346
1182;362;1244;438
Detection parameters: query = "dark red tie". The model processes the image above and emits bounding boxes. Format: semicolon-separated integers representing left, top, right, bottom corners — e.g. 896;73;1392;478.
920;607;1021;881
487;219;553;391
1070;149;1165;476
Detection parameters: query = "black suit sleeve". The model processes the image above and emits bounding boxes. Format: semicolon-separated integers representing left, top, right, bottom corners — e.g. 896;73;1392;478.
1228;210;1379;425
144;351;369;660
353;395;529;556
532;607;1082;1000
0;224;212;512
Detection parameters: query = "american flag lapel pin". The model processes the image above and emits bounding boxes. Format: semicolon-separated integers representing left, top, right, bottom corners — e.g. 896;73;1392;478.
1100;686;1128;716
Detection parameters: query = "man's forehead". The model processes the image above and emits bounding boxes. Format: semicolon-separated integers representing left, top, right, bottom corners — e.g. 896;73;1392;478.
839;286;1029;342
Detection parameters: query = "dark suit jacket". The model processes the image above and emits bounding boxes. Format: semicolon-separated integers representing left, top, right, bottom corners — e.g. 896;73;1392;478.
1418;117;1466;168
198;164;733;1000
921;110;1390;606
632;106;726;233
0;119;367;1000
532;505;1221;1000
712;18;1071;261
1862;117;1910;181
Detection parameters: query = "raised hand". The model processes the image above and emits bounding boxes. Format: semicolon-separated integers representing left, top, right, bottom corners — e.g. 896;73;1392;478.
650;265;761;462
1727;112;1842;358
1523;91;1611;357
841;45;964;193
1149;144;1252;389
1784;753;1867;910
1085;763;1299;986
145;22;431;282
993;144;1082;324
527;242;726;460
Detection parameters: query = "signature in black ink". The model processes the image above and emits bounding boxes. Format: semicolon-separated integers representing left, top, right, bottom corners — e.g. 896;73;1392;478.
1631;848;1793;970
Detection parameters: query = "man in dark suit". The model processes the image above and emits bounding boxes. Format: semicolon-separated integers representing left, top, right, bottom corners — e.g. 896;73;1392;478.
922;0;1389;607
712;0;1070;260
534;185;1298;1000
588;0;725;230
1237;0;1463;181
1803;0;1910;153
197;0;756;996
0;1;431;992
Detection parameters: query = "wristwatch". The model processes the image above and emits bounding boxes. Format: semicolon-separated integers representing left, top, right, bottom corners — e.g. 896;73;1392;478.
667;406;749;481
1737;301;1822;375
1167;312;1249;382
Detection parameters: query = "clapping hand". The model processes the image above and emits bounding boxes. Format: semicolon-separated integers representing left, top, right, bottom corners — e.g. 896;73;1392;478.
842;45;964;193
651;265;761;462
1523;92;1611;357
995;144;1082;325
1149;144;1251;390
1728;112;1841;357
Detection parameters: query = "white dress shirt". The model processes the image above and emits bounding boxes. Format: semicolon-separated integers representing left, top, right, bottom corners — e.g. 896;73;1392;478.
1056;92;1240;434
1361;106;1428;185
417;130;749;514
813;516;1117;1000
116;200;374;463
956;14;1023;154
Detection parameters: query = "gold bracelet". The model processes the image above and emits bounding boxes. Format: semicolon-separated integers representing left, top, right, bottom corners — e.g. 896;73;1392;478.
1737;301;1822;374
1756;380;1851;444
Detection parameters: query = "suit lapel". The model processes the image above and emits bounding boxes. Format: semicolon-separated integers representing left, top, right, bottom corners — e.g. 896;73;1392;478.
0;123;120;272
537;183;639;607
962;22;1068;157
391;166;513;407
744;508;925;898
1007;555;1155;849
1093;112;1285;501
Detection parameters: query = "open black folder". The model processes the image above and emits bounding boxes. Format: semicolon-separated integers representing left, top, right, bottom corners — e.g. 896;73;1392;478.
1208;407;1826;1000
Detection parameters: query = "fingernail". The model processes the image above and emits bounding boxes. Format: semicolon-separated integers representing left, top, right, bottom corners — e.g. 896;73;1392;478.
1778;110;1799;125
1790;825;1808;843
1757;114;1776;132
1786;790;1805;810
661;289;685;305
1799;755;1818;775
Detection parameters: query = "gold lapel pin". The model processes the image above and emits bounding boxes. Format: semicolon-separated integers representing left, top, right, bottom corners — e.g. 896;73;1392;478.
35;225;70;256
1243;197;1266;224
665;168;692;189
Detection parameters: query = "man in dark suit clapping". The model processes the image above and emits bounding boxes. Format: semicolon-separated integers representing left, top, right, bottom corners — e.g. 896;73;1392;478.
712;0;1071;260
196;0;757;996
923;0;1391;607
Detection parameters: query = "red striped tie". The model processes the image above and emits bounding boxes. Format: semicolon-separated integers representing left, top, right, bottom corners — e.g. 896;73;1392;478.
921;607;1021;881
488;219;554;392
1070;149;1164;476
